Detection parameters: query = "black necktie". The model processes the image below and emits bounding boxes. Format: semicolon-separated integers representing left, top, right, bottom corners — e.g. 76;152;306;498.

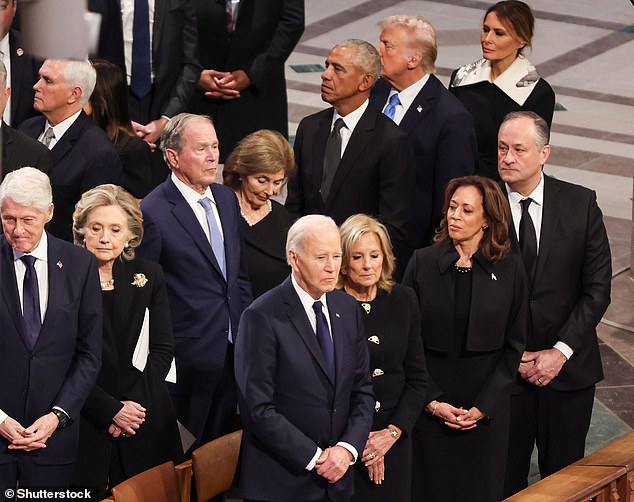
21;255;42;348
519;198;537;281
321;118;345;203
312;301;335;382
131;0;152;99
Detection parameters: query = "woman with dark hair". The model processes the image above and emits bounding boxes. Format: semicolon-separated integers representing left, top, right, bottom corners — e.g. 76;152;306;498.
223;129;296;297
403;175;527;501
450;1;555;181
87;59;153;198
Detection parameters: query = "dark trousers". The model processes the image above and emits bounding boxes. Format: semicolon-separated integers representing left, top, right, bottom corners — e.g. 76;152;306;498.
504;383;595;497
0;455;73;501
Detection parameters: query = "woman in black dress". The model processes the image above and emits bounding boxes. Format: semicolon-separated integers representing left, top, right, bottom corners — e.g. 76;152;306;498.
70;185;181;498
87;60;154;198
223;129;296;297
450;1;555;180
403;176;527;501
338;214;426;502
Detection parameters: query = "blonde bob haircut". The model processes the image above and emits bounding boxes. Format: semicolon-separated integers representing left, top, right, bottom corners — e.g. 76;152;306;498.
72;184;143;261
338;214;395;293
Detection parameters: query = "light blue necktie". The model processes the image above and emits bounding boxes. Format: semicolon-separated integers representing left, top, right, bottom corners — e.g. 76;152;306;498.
383;92;401;121
198;197;226;278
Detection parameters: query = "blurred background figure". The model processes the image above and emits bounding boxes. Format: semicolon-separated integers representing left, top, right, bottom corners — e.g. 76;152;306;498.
338;214;426;502
223;129;295;298
403;176;527;502
71;184;181;499
87;59;153;199
190;0;304;162
450;0;555;181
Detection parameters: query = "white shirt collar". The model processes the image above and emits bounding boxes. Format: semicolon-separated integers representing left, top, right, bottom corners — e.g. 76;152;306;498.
291;273;327;309
332;99;369;134
506;172;544;208
395;74;430;112
45;109;82;142
0;33;9;56
12;231;49;262
171;172;215;205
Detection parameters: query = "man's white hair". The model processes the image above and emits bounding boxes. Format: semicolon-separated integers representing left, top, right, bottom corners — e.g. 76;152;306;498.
0;167;52;214
286;214;339;263
62;59;97;104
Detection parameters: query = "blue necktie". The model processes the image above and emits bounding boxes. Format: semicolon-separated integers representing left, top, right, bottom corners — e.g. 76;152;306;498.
198;197;226;278
312;301;335;382
21;255;42;348
383;92;401;121
130;0;152;99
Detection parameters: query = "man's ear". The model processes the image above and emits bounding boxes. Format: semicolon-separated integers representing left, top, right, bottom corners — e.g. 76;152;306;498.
358;73;375;93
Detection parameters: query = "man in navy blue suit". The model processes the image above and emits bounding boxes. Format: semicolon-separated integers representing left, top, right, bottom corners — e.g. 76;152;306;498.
235;215;374;501
370;15;476;246
0;167;101;492
137;113;252;451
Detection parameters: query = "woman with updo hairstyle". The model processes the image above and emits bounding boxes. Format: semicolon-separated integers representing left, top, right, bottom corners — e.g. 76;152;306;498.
70;184;180;498
223;129;296;297
87;59;153;198
403;175;527;501
450;1;555;181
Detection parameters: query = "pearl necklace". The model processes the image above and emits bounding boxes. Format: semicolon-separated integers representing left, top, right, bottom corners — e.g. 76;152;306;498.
100;278;115;289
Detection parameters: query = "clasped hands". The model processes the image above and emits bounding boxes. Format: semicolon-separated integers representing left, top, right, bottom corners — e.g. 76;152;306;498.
198;69;251;100
361;425;401;485
427;401;485;431
518;349;567;387
108;400;146;439
315;445;353;484
0;412;60;451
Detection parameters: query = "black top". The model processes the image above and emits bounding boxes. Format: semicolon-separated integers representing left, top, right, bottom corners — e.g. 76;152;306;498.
115;134;153;199
241;199;293;298
449;75;555;180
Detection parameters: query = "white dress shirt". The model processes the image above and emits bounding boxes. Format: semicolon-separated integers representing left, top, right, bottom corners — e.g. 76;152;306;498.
121;0;156;84
331;100;369;158
506;174;573;360
382;74;430;125
290;274;359;470
37;109;82;149
0;32;11;125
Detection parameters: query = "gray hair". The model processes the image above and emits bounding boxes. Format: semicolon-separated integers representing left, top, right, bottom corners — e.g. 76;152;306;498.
501;111;550;149
334;39;382;81
378;15;438;74
0;167;52;213
0;60;6;89
160;113;215;168
286;214;339;264
61;59;97;104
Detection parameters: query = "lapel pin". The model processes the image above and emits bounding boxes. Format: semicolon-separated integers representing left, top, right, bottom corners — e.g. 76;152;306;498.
17;48;24;57
56;260;63;269
335;313;340;318
491;273;497;281
416;105;423;113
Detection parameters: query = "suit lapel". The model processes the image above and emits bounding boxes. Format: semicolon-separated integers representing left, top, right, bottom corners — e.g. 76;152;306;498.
152;0;165;63
9;31;29;126
49;112;88;167
1;124;12;174
535;175;559;281
326;107;377;207
399;74;438;134
311;110;333;212
369;78;390;111
327;292;345;389
0;239;29;348
39;234;64;347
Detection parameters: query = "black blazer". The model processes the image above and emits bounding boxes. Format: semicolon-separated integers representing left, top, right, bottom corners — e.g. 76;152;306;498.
508;175;611;391
19;111;123;241
1;122;50;179
8;29;41;128
370;75;477;246
286;105;417;275
89;0;201;120
403;240;527;417
189;0;304;160
115;134;153;199
71;258;180;489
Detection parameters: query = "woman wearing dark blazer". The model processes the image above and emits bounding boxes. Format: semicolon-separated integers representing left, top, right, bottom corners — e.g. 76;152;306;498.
403;176;527;501
338;214;426;502
449;1;555;181
70;185;180;497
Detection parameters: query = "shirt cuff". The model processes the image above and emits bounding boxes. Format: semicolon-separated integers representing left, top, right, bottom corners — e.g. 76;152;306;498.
305;447;322;471
52;406;70;420
336;441;358;464
0;409;7;425
554;342;573;360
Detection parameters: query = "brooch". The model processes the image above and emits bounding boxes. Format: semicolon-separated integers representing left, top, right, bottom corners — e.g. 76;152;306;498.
131;273;148;288
361;302;371;314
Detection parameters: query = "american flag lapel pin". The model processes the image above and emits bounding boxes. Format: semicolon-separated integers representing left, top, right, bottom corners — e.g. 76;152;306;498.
491;273;497;281
57;260;63;269
335;313;340;318
417;105;423;113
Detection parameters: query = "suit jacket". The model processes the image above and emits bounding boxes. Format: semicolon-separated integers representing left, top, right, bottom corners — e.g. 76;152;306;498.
1;122;50;179
508;175;611;391
189;0;304;160
72;258;180;488
136;178;252;439
0;233;102;465
235;277;375;501
402;240;527;419
19;111;123;241
370;76;477;246
89;0;200;121
286;105;417;276
8;29;41;128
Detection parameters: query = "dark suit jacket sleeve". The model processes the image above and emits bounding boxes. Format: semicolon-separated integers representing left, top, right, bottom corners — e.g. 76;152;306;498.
137;205;163;262
236;306;320;471
387;287;427;436
555;192;611;350
285;118;306;217
242;0;304;88
162;0;201;118
79;384;124;430
53;254;102;419
474;257;527;417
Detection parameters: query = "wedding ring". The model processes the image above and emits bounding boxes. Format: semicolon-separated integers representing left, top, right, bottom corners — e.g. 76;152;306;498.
537;378;542;384
368;453;376;460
